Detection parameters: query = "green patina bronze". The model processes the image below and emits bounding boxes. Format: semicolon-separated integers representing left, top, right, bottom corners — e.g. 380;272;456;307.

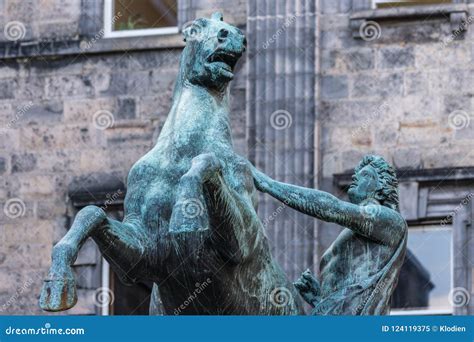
252;155;408;315
39;12;302;315
39;12;405;316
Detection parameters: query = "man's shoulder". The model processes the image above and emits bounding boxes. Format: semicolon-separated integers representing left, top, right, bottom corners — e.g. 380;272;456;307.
381;206;407;228
375;206;408;245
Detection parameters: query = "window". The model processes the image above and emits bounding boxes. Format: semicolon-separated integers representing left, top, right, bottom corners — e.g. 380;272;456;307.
104;0;179;38
373;0;452;9
391;225;453;315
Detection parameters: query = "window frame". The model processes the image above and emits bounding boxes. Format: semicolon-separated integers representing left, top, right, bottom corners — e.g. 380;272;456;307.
100;258;112;316
103;0;179;39
389;224;454;316
350;0;469;39
371;0;455;9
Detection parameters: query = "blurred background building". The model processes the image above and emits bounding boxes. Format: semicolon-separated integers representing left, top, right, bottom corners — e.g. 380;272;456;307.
0;0;473;315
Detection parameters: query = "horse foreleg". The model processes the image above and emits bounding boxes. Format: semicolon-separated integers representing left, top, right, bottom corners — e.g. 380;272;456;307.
170;153;259;263
168;154;219;234
39;206;151;312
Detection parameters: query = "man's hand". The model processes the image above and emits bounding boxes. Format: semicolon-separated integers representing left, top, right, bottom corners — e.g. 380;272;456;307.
294;269;321;307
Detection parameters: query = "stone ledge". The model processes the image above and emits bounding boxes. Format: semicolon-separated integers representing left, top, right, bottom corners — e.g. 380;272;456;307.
349;3;470;39
0;33;185;60
68;172;125;207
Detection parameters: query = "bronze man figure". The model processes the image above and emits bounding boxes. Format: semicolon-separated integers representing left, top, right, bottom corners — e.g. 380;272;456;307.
252;155;407;315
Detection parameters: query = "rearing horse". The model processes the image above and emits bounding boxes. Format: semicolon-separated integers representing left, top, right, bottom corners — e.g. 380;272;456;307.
40;12;302;315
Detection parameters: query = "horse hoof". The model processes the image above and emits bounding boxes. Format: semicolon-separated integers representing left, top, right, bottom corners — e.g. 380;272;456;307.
39;277;77;312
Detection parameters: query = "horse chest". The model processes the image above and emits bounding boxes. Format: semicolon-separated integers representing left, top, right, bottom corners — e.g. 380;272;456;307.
127;134;253;236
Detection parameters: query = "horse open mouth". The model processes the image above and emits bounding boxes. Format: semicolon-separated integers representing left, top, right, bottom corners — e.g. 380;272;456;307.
208;50;239;74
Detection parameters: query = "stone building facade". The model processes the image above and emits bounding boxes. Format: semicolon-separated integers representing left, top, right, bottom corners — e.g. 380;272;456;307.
0;0;473;315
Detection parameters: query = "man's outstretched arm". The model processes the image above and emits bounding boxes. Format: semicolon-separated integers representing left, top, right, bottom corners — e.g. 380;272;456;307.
251;166;406;245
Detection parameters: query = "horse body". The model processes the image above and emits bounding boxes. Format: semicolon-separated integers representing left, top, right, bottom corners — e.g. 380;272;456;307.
39;12;302;315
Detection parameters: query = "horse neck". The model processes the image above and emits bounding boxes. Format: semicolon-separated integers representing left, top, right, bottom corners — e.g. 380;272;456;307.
158;74;233;147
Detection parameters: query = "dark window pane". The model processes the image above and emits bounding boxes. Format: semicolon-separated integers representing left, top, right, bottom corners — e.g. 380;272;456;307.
113;0;178;31
391;226;452;313
110;274;153;315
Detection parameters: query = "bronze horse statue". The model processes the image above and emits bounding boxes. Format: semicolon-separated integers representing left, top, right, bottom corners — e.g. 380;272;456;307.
40;12;302;315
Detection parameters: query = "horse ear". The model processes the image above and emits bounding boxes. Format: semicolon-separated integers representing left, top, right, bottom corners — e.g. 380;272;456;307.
211;12;223;21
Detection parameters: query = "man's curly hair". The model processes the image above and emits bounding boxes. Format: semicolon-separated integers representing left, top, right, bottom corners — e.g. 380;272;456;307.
354;155;399;211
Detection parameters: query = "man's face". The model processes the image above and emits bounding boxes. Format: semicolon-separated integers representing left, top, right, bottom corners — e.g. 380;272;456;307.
348;164;379;205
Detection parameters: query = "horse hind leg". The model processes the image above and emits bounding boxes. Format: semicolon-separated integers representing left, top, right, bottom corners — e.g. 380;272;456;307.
39;206;151;312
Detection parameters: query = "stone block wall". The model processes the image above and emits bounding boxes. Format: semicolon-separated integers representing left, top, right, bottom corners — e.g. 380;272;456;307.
319;0;474;179
0;0;247;314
